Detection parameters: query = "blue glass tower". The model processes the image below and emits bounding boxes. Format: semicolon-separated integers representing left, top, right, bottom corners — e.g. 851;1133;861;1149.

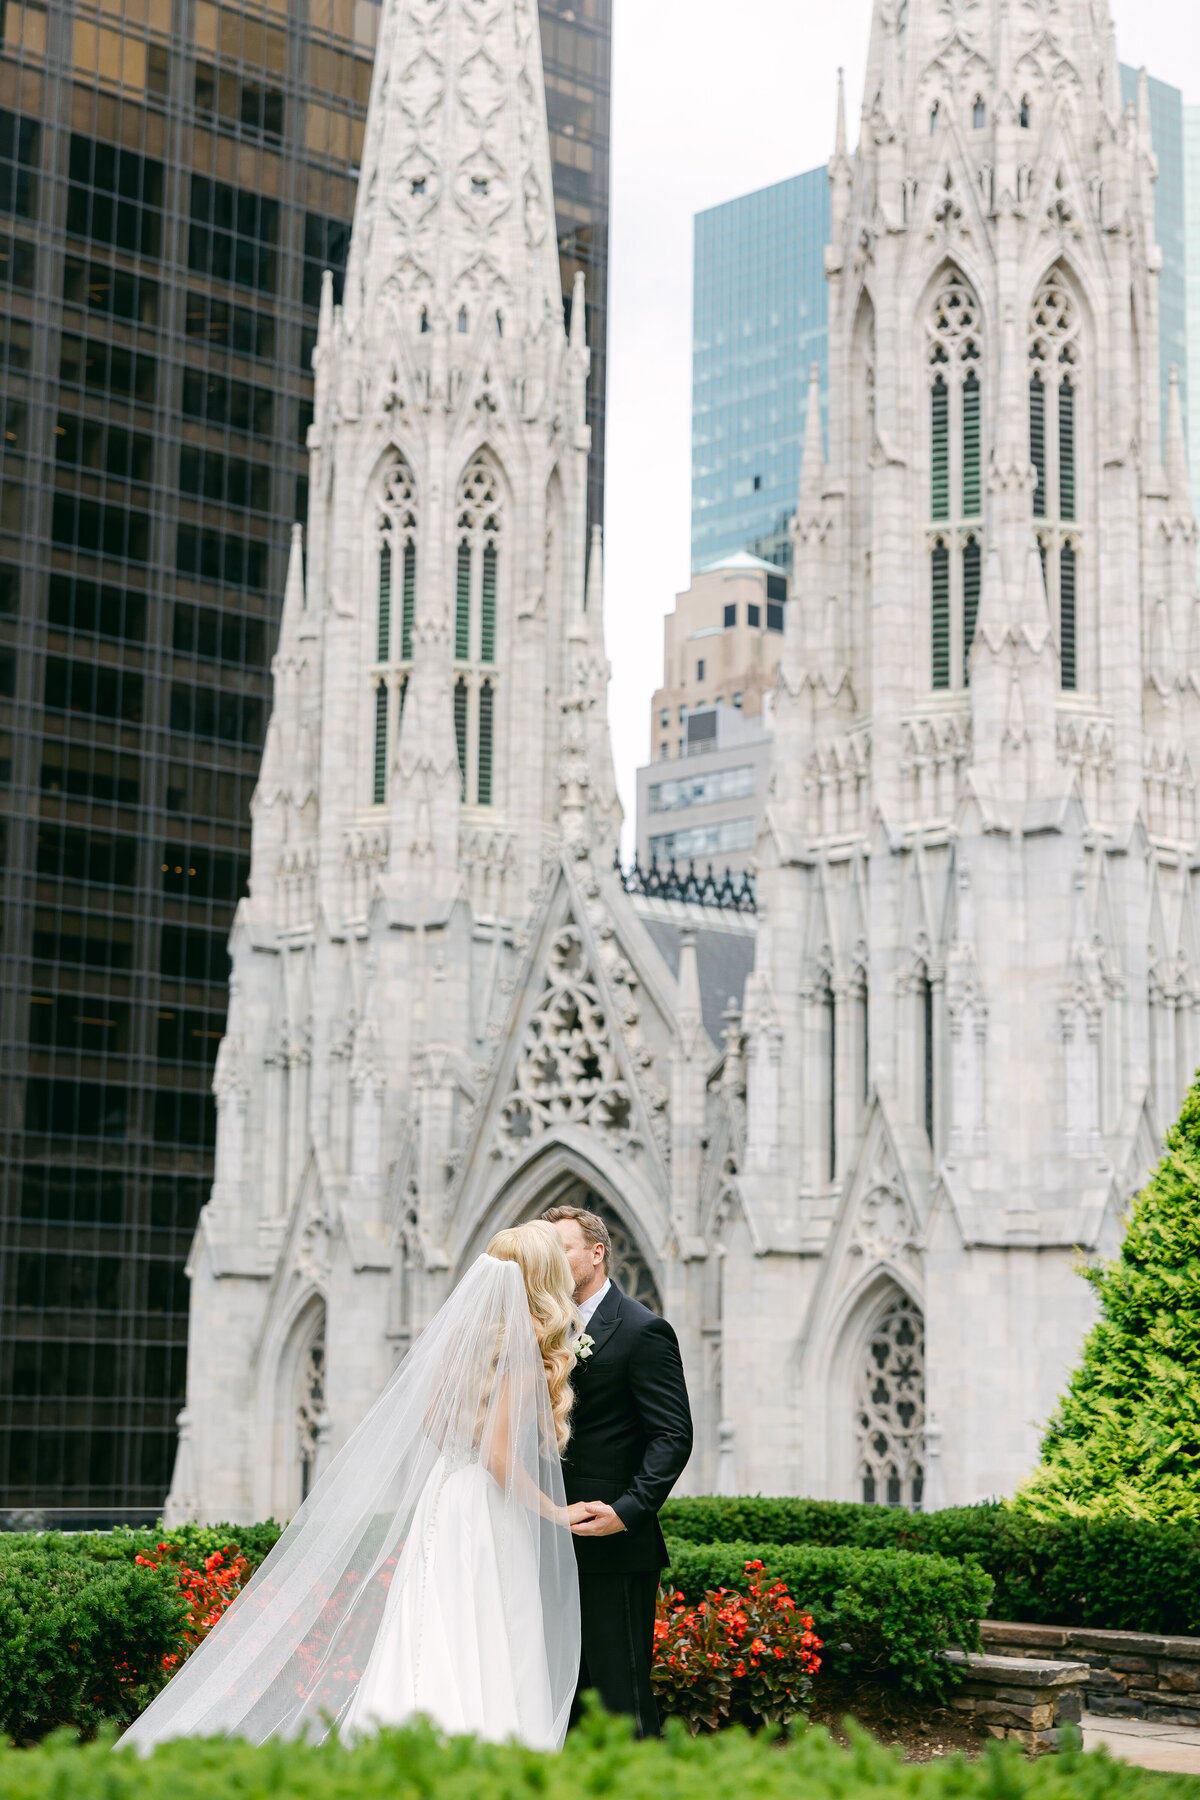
1120;65;1187;449
690;167;830;574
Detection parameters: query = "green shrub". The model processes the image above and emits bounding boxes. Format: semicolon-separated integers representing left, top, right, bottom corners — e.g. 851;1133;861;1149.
1018;1073;1200;1523
63;1521;284;1575
663;1539;990;1697
660;1499;1200;1637
2;1712;1196;1800
0;1537;186;1744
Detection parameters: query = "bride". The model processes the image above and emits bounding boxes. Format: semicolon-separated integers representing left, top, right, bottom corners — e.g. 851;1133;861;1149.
121;1222;584;1753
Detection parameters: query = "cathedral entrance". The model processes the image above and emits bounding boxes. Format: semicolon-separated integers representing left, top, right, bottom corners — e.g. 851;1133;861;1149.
518;1186;661;1313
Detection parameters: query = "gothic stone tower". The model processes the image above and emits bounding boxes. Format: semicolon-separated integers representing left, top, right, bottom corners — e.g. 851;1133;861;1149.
166;0;641;1522
730;0;1200;1506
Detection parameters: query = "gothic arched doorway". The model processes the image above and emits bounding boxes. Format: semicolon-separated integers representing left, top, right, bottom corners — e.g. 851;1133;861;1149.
519;1186;661;1313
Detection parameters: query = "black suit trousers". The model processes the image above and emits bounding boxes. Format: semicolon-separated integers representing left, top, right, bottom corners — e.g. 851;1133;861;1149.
572;1570;660;1739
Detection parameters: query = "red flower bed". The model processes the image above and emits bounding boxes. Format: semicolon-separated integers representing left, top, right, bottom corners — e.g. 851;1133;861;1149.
134;1543;251;1669
652;1560;822;1734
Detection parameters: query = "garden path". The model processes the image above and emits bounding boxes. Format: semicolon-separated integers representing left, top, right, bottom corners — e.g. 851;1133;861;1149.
1081;1711;1200;1775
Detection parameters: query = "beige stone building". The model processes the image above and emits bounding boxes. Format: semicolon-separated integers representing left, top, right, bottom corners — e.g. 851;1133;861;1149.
649;554;787;761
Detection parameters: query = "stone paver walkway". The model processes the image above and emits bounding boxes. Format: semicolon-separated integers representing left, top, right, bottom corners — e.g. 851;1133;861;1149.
1081;1711;1200;1776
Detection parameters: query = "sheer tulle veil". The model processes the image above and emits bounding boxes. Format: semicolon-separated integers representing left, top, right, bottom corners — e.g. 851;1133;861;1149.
119;1254;581;1751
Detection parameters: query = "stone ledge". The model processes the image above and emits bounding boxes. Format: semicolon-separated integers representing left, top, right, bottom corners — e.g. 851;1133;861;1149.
982;1622;1200;1663
980;1622;1200;1717
942;1651;1088;1754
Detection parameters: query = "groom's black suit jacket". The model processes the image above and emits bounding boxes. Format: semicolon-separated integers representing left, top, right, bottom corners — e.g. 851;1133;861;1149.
561;1282;693;1575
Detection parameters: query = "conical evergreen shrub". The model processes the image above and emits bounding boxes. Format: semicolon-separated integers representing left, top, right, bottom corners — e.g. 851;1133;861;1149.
1017;1074;1200;1522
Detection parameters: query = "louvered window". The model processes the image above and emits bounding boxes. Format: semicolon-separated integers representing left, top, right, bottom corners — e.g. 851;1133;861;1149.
455;542;471;661
962;372;981;517
478;680;494;806
927;270;984;692
962;534;981;683
481;543;496;665
373;680;388;805
1060;544;1077;691
377;543;391;662
1030;374;1046;517
452;453;504;805
1030;274;1084;690
931;541;951;690
931;377;949;521
1059;379;1075;520
453;677;468;800
401;543;415;660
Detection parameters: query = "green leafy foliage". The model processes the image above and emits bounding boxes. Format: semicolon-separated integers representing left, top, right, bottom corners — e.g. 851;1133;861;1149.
663;1539;990;1697
661;1498;1200;1636
0;1537;187;1744
1018;1078;1200;1523
0;1712;1192;1799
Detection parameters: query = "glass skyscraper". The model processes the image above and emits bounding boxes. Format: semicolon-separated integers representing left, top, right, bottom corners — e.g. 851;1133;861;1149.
1120;65;1188;453
0;0;610;1527
690;166;830;574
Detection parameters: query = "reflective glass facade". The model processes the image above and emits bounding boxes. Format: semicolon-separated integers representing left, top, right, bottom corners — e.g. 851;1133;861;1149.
541;0;610;539
0;0;609;1527
1120;66;1187;456
691;166;830;574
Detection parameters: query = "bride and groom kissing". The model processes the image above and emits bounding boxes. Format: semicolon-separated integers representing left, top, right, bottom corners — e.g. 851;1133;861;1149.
124;1206;694;1754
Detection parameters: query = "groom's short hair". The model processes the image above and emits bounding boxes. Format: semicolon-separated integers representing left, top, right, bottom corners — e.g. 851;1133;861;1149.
542;1204;611;1275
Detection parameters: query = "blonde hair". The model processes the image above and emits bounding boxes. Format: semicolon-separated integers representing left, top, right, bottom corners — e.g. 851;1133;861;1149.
487;1220;578;1452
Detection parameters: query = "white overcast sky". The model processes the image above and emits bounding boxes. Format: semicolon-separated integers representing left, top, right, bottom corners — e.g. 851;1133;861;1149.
603;0;1200;847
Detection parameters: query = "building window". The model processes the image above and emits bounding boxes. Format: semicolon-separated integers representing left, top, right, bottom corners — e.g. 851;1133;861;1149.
302;212;349;307
926;269;984;692
963;534;981;682
747;603;760;627
733;691;743;709
373;681;387;804
1019;96;1031;129
659;742;668;760
723;603;736;627
1029;274;1083;691
856;1293;925;1508
452;453;503;806
922;974;935;1144
659;708;669;728
649;816;755;864
929;102;939;135
696;659;705;682
67;135;162;255
188;176;279;294
766;602;784;632
972;97;986;128
648;763;755;813
453;677;468;800
296;1312;326;1505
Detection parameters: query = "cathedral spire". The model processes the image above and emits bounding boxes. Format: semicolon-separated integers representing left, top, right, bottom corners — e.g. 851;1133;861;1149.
340;0;562;355
799;363;825;506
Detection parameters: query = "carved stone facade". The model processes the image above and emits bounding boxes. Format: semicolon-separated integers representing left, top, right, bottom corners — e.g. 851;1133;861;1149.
171;0;1200;1524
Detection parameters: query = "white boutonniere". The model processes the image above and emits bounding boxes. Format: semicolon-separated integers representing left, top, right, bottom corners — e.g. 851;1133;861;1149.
575;1333;595;1362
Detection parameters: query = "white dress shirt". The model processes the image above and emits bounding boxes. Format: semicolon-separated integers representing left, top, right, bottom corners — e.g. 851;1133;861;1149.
577;1277;611;1330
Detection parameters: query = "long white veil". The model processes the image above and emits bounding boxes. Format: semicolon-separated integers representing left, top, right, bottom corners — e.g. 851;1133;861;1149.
120;1255;580;1751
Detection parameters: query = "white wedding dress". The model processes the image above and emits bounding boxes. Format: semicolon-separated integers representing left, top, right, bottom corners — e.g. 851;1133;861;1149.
341;1458;558;1748
120;1257;579;1755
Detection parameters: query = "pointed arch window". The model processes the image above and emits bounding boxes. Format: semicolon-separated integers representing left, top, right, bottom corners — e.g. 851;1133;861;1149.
1029;275;1083;691
370;456;417;804
972;96;986;129
926;270;984;691
856;1294;925;1509
452;452;503;806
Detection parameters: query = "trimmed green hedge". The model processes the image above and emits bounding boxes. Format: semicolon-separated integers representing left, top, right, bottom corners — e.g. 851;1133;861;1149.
0;1538;187;1744
663;1539;990;1698
660;1499;1200;1638
0;1713;1192;1799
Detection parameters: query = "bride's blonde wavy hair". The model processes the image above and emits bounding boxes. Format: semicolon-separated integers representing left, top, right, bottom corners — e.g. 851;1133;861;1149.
487;1221;579;1452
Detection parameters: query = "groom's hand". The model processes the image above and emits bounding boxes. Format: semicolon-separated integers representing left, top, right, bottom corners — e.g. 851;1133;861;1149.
569;1501;626;1537
566;1502;596;1525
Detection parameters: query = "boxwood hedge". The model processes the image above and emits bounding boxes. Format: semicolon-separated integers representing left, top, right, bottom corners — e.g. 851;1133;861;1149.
660;1499;1200;1637
0;1712;1193;1800
663;1539;992;1696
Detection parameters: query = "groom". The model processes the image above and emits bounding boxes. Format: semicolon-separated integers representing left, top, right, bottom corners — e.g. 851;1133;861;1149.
546;1204;693;1739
